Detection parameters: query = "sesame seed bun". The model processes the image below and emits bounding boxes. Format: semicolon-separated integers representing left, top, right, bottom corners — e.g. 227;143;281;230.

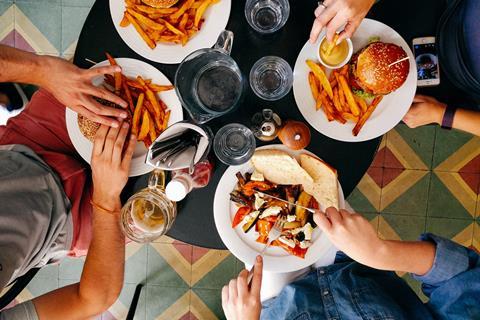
351;42;409;96
78;115;100;142
141;0;179;8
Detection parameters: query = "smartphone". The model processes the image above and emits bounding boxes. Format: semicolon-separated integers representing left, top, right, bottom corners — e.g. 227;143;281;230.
412;37;441;87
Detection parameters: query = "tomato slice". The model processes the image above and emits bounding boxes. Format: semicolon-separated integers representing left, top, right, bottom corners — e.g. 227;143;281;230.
276;241;308;259
232;207;251;228
256;219;273;237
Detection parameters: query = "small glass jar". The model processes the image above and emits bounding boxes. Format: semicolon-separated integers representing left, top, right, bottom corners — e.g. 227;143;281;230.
120;170;176;243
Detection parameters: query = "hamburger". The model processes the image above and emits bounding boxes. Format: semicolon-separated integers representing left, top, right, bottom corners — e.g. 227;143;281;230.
349;41;409;98
78;98;123;142
141;0;179;8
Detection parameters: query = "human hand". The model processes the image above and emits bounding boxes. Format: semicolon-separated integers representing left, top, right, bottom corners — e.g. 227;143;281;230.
91;122;136;211
41;56;128;127
222;256;263;320
314;207;387;268
310;0;375;43
403;94;446;128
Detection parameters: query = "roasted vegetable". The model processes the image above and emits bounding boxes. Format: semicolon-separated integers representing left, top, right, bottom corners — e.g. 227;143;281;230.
230;190;251;207
295;191;312;226
283;221;302;229
232;206;251;228
235;172;247;187
242;210;260;233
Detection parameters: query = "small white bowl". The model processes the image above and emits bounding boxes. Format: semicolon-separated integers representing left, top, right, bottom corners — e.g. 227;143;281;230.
316;35;353;70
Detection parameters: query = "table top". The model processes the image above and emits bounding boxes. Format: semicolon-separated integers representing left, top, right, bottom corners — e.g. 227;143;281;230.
73;0;466;249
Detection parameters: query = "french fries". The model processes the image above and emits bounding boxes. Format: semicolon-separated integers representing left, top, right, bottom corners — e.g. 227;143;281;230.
306;59;383;136
103;53;174;148
120;0;220;48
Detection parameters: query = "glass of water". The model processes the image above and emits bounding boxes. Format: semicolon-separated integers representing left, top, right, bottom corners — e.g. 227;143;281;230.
213;123;256;166
245;0;290;34
250;56;293;101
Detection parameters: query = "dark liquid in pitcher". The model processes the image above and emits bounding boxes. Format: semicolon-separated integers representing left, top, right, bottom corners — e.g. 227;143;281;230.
197;66;241;112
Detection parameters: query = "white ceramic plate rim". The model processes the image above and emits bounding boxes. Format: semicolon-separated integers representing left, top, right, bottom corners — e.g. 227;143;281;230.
65;58;183;177
293;18;417;142
213;144;345;273
109;0;232;64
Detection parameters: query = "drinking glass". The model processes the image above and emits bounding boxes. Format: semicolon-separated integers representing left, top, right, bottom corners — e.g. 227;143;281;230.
249;56;293;101
213;124;256;165
120;170;176;243
245;0;290;34
175;30;244;124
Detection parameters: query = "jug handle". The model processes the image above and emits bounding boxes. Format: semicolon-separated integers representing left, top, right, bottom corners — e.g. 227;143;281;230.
148;169;166;191
214;30;234;55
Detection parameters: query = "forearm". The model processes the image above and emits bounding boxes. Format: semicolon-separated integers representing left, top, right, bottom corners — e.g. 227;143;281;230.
33;198;125;320
0;45;52;87
373;240;436;275
452;108;480;136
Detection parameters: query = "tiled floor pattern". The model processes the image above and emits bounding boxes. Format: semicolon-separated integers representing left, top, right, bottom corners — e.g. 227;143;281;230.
1;1;480;319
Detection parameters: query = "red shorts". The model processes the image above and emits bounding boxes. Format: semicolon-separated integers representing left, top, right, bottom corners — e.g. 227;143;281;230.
0;89;92;257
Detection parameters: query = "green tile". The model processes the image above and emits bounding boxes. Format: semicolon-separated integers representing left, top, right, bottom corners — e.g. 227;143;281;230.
125;244;148;284
402;274;428;303
362;212;380;231
426;217;473;242
35;263;59;279
381;172;430;216
193;254;237;290
433;127;475;168
145;285;189;319
25;274;59;297
391;123;436;169
146;244;189;287
427;173;475;220
61;5;90;52
233;256;245;275
0;2;12;16
59;278;77;288
379;213;426;241
59;256;85;281
192;288;224;320
348;187;379;213
16;1;62;53
62;0;94;7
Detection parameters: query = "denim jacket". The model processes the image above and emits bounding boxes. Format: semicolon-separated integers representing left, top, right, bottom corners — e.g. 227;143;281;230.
261;234;480;320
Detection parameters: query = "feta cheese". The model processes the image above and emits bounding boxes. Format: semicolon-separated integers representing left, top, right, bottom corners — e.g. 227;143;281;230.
299;240;311;249
290;223;314;241
278;236;296;248
286;215;296;222
254;194;266;210
251;170;265;181
242;211;259;225
259;206;282;219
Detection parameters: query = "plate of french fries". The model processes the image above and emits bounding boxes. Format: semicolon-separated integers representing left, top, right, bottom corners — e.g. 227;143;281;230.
110;0;231;64
66;57;183;177
293;19;416;142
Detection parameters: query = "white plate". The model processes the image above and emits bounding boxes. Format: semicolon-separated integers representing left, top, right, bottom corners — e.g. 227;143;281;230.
213;144;345;273
293;19;417;142
66;58;183;177
109;0;232;64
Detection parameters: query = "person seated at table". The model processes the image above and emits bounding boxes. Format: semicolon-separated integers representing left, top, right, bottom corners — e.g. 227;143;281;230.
222;207;480;320
0;45;134;318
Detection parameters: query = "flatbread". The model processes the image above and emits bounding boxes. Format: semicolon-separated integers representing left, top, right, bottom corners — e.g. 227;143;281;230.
250;149;313;185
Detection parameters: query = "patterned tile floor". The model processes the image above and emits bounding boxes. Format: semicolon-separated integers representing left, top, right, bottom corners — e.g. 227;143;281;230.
1;1;479;319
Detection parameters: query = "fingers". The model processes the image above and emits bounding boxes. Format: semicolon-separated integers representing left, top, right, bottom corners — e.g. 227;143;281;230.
313;209;332;232
83;96;128;120
309;7;336;43
86;65;122;78
250;255;263;298
228;279;238;302
73;105;119;128
121;134;137;170
413;94;429;103
337;20;359;43
221;285;229;308
112;122;130;165
237;269;249;298
92;124;110;157
325;15;344;42
325;207;343;225
103;122;121;161
314;4;326;17
87;86;128;109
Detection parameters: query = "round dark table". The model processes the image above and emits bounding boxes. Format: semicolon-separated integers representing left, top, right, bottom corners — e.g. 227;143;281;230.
74;0;467;249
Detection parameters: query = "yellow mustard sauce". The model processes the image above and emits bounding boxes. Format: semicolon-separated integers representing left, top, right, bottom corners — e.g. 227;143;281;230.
320;39;349;67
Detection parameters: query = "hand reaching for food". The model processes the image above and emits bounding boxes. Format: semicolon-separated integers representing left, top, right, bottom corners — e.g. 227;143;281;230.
310;0;375;44
313;207;386;268
403;94;446;128
41;56;129;127
222;256;263;320
91;123;136;211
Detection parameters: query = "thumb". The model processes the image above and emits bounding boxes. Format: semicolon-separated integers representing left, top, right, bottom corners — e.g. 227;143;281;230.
313;210;332;233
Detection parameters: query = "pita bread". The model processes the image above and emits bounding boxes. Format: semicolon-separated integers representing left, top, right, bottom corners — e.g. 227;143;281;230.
300;154;339;209
251;150;313;185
